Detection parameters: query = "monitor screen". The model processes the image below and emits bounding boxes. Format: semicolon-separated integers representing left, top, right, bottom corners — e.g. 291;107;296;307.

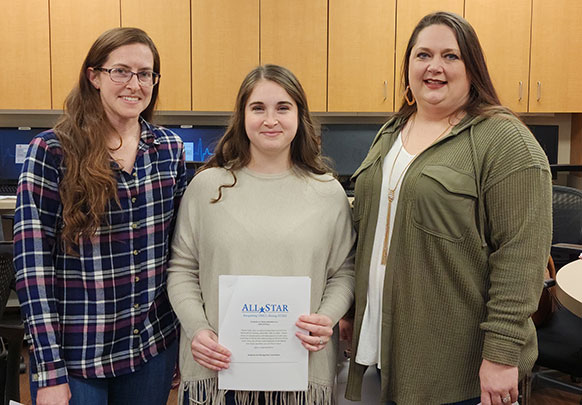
167;125;225;163
166;125;225;182
527;124;558;165
0;127;48;183
320;124;380;183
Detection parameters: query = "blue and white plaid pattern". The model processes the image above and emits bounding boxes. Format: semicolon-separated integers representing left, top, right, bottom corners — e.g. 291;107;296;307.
13;119;187;387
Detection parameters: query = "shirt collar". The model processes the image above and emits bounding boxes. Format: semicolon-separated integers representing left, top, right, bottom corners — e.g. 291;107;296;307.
139;117;161;147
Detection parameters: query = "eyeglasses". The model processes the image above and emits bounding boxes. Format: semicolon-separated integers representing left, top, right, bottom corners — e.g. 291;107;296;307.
93;67;160;86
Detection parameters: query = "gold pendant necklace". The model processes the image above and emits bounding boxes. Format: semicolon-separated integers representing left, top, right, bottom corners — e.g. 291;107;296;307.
380;116;453;265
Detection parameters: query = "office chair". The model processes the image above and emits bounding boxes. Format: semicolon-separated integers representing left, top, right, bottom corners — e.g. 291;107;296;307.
550;185;582;269
0;241;24;405
521;185;582;404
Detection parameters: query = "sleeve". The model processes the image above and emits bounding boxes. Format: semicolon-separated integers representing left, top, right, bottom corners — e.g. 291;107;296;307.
168;139;188;246
13;136;69;387
316;190;357;326
173;138;188;209
166;182;213;341
480;165;552;366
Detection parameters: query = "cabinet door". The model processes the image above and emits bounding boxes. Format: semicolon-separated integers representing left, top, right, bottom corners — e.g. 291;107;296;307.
394;0;463;110
530;0;582;112
261;0;327;112
328;0;396;112
121;0;191;111
465;0;531;113
192;0;259;111
50;0;120;109
0;1;51;109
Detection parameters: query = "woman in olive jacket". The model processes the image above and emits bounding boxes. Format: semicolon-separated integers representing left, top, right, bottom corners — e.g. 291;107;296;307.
345;12;551;405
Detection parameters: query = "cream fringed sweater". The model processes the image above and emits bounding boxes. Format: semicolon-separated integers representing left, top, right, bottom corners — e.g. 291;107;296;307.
167;167;356;405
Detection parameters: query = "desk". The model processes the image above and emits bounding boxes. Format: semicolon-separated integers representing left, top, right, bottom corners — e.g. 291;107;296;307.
549;164;582;176
0;197;16;211
555;259;582;318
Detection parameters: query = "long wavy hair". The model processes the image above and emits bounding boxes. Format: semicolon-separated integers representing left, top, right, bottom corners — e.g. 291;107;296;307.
203;64;330;202
54;27;160;251
395;11;513;123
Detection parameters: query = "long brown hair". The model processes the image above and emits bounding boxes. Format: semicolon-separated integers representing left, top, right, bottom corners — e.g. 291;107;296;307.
203;64;330;202
54;27;161;251
395;11;512;122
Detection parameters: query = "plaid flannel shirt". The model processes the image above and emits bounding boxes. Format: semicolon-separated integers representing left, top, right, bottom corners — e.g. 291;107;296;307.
13;119;187;387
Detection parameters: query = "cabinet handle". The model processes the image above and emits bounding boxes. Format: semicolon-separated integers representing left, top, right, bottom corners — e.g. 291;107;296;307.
537;81;542;101
518;81;523;101
383;81;388;101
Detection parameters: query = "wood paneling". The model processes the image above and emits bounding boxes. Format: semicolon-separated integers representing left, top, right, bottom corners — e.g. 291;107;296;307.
530;0;582;112
50;0;120;109
328;0;396;112
0;1;51;109
191;0;259;111
122;0;191;111
261;0;328;112
465;0;531;112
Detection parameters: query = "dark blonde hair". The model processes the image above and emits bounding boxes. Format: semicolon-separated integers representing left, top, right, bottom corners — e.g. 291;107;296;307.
396;11;512;122
204;64;330;201
54;27;160;251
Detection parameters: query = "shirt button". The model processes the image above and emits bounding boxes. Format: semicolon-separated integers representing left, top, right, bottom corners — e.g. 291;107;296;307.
133;250;139;256
135;276;140;282
134;303;139;309
131;197;137;203
131;223;138;229
133;329;139;335
133;172;137;177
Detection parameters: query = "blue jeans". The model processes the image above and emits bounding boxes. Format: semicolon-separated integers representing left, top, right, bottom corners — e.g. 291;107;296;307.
31;340;178;405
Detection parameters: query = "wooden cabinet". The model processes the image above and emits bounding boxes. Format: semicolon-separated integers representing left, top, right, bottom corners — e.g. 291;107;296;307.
328;0;396;112
0;1;51;109
465;0;531;113
394;0;463;110
191;0;259;111
261;0;327;112
530;0;582;112
4;1;582;114
121;0;191;111
50;0;120;109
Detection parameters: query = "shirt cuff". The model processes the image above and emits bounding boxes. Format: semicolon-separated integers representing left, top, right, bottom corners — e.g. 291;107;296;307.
32;359;69;388
482;331;522;366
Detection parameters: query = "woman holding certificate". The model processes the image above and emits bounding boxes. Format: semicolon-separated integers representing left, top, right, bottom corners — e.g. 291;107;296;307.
167;64;356;405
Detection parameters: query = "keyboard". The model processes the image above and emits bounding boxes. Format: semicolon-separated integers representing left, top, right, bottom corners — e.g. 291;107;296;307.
0;184;17;196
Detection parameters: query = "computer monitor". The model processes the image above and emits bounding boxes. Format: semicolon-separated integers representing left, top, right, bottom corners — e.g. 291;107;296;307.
0;127;48;186
320;124;380;189
527;124;558;165
166;125;225;181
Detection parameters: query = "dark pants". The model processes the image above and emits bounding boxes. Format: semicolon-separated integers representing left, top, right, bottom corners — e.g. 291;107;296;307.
387;398;480;405
31;340;178;405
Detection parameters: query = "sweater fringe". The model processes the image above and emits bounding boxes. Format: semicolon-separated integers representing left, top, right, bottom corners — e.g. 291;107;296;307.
179;378;335;405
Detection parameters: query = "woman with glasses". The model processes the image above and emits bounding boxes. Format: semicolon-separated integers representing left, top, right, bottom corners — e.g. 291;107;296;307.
14;27;187;405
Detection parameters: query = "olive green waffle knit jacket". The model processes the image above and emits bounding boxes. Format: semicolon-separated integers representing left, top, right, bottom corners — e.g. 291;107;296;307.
345;113;552;404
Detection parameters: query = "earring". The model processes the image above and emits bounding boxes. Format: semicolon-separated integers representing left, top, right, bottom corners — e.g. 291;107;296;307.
404;85;416;106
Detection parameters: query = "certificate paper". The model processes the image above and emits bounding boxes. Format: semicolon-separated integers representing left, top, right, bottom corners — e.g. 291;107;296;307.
218;275;311;391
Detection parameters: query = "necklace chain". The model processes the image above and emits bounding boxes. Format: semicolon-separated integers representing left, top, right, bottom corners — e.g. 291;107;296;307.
381;116;453;265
